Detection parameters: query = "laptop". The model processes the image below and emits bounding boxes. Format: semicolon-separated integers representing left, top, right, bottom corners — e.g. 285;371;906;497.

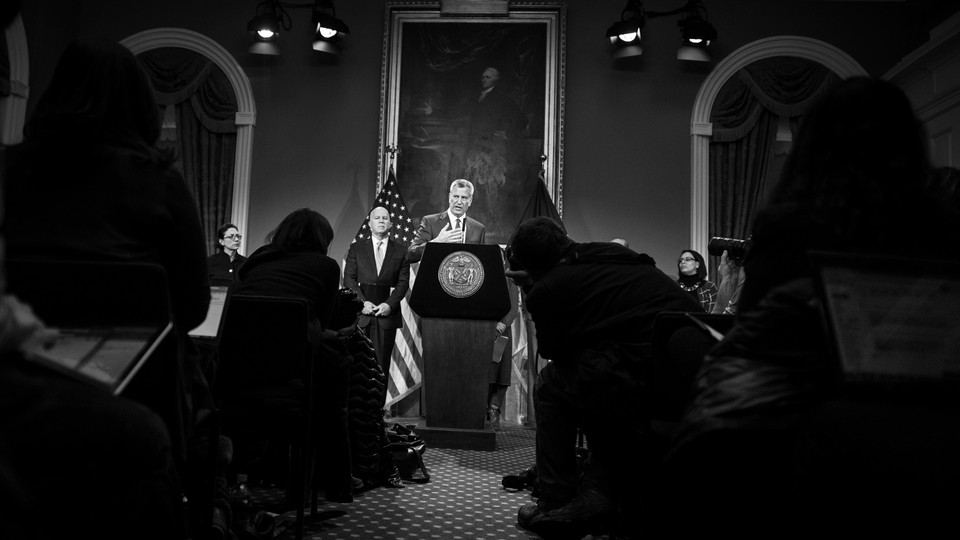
5;259;176;396
810;251;960;391
23;323;173;396
188;285;230;340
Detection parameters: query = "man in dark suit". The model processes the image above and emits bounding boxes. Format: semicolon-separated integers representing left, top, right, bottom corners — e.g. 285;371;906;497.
343;206;411;375
406;178;486;262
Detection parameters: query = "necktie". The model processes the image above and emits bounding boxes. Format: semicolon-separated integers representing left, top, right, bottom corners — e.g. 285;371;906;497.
375;240;384;274
456;218;464;243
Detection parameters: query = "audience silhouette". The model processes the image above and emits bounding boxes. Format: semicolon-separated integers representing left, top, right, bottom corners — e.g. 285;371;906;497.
1;37;201;540
658;76;960;536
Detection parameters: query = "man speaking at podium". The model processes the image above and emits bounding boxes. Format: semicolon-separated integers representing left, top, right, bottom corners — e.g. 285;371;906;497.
406;179;487;262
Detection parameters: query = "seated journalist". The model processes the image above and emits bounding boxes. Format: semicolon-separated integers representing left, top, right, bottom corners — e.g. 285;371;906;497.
229;208;354;503
207;223;246;287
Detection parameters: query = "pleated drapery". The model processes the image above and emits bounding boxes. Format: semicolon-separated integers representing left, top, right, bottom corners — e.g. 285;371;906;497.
137;47;239;255
707;56;839;280
0;36;10;98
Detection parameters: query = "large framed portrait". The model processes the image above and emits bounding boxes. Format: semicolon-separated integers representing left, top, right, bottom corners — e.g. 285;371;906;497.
378;1;566;245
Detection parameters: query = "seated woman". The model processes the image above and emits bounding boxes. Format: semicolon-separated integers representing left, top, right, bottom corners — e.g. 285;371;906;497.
207;223;247;287
657;77;960;536
2;38;211;478
675;249;717;313
228;208;354;502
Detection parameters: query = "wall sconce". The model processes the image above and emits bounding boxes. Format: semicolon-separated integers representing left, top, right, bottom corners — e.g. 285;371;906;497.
606;0;717;62
247;0;349;56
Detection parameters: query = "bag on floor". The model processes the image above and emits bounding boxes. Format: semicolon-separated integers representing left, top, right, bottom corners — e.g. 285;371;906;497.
386;423;430;483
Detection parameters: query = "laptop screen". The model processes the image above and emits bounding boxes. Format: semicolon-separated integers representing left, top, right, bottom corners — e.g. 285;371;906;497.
188;286;230;339
25;324;174;395
811;251;960;383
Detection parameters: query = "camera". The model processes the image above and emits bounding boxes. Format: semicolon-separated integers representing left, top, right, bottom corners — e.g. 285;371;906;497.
328;287;364;330
708;236;752;260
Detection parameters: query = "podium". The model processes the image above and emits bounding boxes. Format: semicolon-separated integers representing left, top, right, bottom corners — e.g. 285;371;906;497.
409;243;511;450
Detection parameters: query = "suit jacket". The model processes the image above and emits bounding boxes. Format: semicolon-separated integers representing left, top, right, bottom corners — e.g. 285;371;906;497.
406;212;486;262
343;236;410;329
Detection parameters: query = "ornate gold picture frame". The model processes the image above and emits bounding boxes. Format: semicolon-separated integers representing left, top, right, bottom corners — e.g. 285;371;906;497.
378;1;566;244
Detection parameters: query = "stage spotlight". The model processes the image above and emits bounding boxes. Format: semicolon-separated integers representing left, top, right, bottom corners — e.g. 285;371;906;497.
606;0;645;59
312;1;350;55
677;8;716;62
246;0;349;56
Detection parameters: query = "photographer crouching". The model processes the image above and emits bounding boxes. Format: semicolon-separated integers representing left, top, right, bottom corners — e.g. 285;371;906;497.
505;217;700;539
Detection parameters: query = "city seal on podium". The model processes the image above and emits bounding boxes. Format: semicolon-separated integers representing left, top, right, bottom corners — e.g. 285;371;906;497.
438;250;485;298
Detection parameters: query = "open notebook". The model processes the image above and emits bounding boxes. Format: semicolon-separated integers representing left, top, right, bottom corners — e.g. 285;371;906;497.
810;251;960;387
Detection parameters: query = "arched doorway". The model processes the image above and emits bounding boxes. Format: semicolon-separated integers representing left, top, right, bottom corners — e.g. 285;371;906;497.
122;28;256;255
688;36;867;256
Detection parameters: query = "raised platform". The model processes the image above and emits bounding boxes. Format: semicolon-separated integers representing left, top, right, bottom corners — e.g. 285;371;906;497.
415;424;497;451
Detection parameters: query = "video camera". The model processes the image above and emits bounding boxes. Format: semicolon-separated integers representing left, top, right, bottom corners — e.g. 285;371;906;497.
708;236;752;260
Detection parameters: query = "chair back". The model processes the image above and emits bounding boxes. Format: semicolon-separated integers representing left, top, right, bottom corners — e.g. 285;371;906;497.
650;311;736;421
216;294;312;396
214;294;319;540
4;258;172;328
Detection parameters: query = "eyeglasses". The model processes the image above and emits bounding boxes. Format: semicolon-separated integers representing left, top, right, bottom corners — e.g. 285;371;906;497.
223;234;242;240
678;257;696;263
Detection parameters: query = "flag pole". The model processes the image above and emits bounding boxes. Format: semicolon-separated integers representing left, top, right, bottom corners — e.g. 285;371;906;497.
385;144;399;190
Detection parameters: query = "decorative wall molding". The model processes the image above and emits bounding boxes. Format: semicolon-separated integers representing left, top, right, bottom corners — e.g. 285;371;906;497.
885;10;960;167
1;15;29;146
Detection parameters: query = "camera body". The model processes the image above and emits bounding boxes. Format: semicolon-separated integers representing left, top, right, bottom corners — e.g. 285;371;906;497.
328;287;364;330
708;237;753;260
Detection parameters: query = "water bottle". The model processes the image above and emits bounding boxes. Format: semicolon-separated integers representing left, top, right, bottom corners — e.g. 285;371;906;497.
228;473;253;525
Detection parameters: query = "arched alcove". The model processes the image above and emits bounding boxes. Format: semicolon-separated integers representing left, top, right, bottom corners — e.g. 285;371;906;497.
1;14;29;146
688;36;867;255
121;28;256;254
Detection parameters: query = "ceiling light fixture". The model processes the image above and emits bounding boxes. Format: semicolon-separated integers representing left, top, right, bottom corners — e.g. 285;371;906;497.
606;0;717;62
247;0;349;56
311;0;350;55
677;1;717;62
605;0;645;59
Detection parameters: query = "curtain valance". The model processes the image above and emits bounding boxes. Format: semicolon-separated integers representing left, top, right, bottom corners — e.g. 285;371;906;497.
138;47;237;134
710;56;839;142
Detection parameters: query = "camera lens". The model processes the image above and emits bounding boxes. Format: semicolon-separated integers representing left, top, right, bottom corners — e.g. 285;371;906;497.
708;237;752;259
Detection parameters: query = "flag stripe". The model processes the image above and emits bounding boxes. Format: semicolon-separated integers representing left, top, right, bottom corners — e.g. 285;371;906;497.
349;165;422;408
509;306;528;395
385;263;422;406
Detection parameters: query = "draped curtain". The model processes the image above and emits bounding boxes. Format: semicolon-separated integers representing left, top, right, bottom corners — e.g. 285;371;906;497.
0;35;10;98
137;47;238;255
708;56;839;280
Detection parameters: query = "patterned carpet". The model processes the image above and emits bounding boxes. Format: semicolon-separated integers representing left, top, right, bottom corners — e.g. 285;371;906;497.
249;422;543;539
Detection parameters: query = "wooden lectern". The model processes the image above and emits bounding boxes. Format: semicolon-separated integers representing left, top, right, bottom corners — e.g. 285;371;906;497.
409;243;511;450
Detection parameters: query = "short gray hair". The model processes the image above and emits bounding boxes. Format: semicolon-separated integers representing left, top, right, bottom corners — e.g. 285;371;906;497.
450;178;475;197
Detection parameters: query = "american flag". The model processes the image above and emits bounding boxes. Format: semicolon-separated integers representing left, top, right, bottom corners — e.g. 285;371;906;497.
350;166;423;407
